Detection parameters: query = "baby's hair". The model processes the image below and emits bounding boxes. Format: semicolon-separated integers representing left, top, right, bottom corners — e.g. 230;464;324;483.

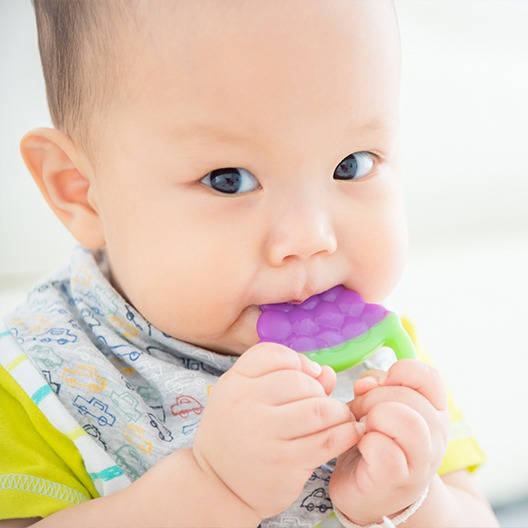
32;0;133;155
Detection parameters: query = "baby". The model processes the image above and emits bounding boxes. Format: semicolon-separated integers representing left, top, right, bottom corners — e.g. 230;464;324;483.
0;1;499;527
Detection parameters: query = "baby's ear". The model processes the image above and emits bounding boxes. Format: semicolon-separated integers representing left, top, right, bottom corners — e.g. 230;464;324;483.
20;128;105;249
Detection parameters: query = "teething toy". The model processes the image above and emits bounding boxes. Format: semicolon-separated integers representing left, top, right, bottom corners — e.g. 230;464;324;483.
257;285;415;372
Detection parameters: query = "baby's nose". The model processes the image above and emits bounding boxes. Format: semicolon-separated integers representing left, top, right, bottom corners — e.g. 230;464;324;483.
265;199;338;266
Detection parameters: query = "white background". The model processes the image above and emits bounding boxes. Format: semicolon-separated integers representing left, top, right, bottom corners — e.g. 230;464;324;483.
1;0;527;510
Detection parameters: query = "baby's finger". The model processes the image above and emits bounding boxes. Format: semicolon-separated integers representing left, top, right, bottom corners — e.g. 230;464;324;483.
383;360;447;411
276;397;356;440
349;385;436;425
292;420;363;469
233;342;303;378
356;430;408;489
255;369;327;405
297;352;327;380
364;401;438;473
315;365;337;396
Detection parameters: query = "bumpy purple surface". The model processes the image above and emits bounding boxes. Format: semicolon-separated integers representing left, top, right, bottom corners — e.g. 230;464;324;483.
257;285;389;353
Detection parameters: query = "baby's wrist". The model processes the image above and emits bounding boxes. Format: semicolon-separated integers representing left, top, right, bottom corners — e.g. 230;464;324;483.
334;485;430;528
188;448;263;526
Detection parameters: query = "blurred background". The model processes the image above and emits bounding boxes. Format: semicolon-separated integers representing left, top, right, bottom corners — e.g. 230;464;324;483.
1;0;527;524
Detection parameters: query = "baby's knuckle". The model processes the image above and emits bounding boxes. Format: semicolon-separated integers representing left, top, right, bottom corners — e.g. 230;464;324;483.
310;397;330;425
371;438;408;479
321;428;339;454
401;407;426;433
298;371;320;395
321;421;353;456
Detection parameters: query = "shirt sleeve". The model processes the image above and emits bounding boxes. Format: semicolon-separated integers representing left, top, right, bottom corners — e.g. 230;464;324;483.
0;364;98;520
401;317;486;475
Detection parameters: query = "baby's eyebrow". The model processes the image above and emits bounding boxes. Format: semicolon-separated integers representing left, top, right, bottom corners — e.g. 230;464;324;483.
344;118;398;135
168;116;397;146
168;122;251;145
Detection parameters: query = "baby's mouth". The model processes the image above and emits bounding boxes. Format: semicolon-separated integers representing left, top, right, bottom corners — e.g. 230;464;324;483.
260;284;340;308
289;299;305;305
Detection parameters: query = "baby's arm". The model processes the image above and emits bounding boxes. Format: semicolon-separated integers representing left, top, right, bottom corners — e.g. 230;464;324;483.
3;343;360;527
15;447;261;528
329;360;499;527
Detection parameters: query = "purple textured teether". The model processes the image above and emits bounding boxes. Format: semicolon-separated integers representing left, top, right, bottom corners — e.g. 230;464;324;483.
257;285;415;372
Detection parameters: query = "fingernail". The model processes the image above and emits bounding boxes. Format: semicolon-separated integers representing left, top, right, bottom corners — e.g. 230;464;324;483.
361;376;378;386
308;360;322;376
378;373;388;385
354;420;366;436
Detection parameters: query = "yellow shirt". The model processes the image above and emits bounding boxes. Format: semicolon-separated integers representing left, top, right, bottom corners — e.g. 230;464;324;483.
0;363;97;519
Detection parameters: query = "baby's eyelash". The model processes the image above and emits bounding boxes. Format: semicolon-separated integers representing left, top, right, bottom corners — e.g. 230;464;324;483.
200;167;260;194
199;150;379;194
333;151;376;181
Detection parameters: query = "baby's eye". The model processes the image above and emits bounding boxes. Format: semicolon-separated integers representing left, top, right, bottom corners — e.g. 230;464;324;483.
200;167;259;194
333;152;375;181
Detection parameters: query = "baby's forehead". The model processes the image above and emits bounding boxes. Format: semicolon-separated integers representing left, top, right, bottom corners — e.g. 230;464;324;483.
91;1;400;159
120;1;399;85
121;0;397;53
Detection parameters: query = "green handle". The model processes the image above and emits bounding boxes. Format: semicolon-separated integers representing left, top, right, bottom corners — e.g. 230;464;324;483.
305;312;416;373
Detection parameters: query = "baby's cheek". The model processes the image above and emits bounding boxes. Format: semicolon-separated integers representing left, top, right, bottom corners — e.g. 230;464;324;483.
366;221;407;300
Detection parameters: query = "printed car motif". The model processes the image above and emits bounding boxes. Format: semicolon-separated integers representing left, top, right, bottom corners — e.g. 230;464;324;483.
122;424;152;454
267;518;311;528
147;412;173;442
111;356;136;377
72;266;93;287
42;370;61;395
137;385;166;422
136;361;163;382
108;315;138;339
115;444;148;480
27;344;63;368
97;335;141;362
112;343;141;362
309;471;330;485
62;364;106;393
73;395;116;427
164;370;205;394
94;285;119;314
301;488;332;513
181;421;200;436
110;391;142;422
37;327;78;345
170;395;203;419
83;423;108;451
124;304;141;327
9;314;51;335
79;307;101;331
179;357;218;376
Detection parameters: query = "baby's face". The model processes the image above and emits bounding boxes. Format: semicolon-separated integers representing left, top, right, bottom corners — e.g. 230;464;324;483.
87;0;406;355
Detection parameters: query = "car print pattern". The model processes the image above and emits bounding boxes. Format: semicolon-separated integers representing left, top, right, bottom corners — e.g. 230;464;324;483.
7;246;347;527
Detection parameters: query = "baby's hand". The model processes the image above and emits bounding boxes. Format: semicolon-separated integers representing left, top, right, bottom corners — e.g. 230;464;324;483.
192;343;361;520
329;359;449;524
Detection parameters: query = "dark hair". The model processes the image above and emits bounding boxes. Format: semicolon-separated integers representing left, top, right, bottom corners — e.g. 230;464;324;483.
33;0;129;154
